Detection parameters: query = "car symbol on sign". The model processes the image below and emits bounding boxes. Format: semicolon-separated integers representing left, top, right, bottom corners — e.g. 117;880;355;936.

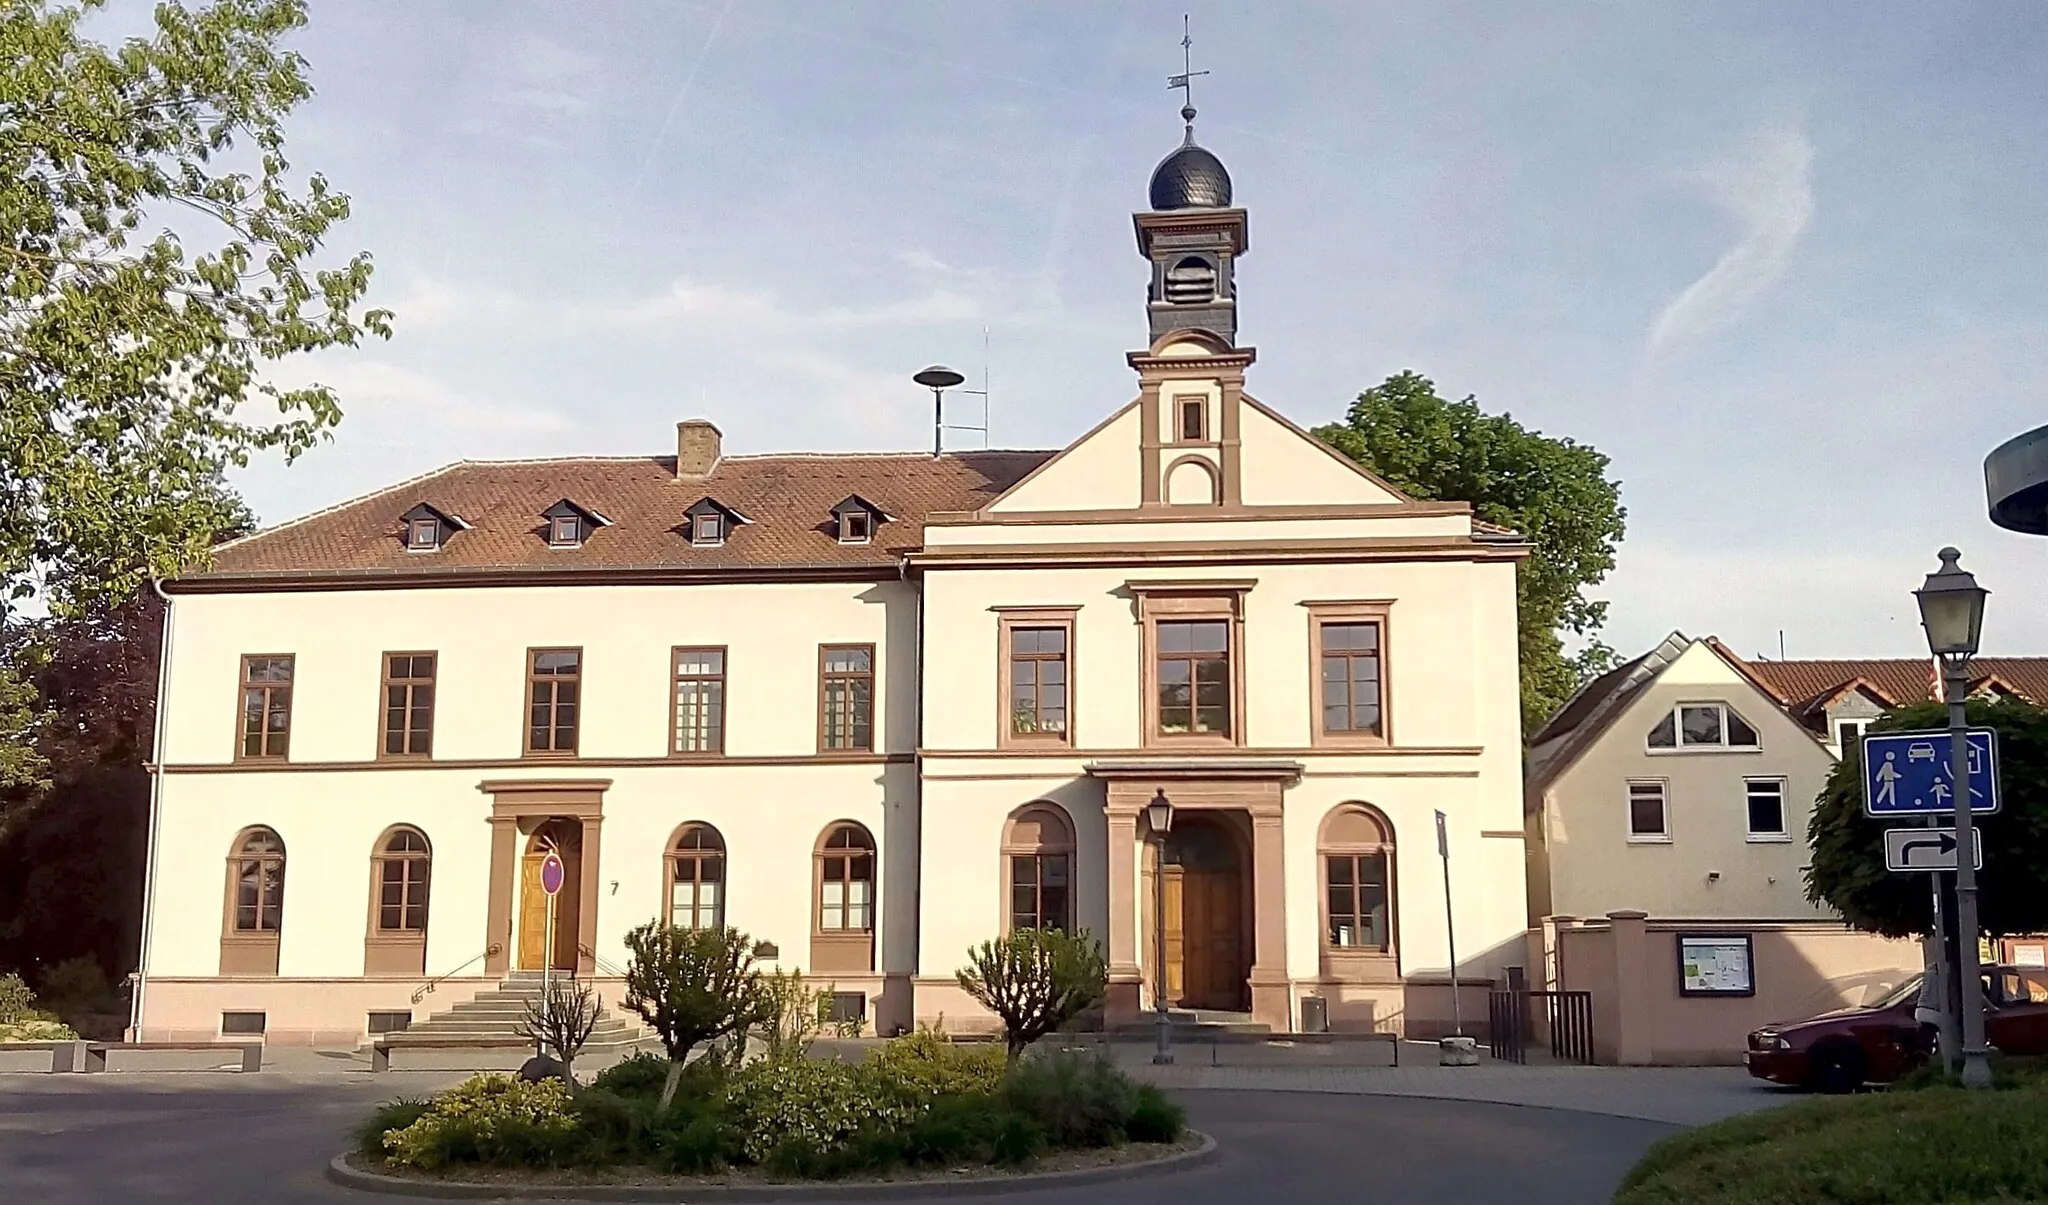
1908;743;1937;762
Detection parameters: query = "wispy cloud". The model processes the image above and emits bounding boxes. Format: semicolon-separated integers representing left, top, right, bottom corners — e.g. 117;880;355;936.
1645;124;1816;359
274;359;570;440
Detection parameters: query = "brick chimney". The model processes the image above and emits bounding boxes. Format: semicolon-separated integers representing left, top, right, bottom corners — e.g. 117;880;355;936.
676;420;721;479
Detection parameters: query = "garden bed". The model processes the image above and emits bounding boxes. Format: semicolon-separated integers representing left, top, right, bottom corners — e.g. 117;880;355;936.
332;1133;1212;1199
348;1037;1197;1192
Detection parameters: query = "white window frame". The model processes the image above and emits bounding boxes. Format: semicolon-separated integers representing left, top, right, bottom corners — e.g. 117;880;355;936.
1646;701;1762;754
1833;716;1872;755
1744;777;1790;842
691;514;724;547
1626;778;1670;843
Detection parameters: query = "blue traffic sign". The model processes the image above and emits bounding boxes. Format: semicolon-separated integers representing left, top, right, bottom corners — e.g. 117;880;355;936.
1862;728;1999;817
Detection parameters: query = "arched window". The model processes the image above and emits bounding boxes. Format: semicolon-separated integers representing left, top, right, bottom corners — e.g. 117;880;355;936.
376;829;431;932
1319;806;1397;977
221;827;285;975
1004;804;1074;932
812;822;876;973
366;827;431;975
668;824;725;931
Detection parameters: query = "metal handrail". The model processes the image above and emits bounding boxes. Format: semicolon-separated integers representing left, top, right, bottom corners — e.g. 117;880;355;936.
577;943;630;979
411;944;502;1005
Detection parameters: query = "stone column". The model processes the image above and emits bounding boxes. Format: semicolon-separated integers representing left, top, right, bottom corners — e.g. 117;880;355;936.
1105;808;1143;1025
1247;810;1292;1031
1608;910;1652;1065
577;817;604;976
484;817;518;976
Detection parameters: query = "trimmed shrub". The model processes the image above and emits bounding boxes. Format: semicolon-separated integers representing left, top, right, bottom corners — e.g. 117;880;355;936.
1125;1084;1186;1143
355;1097;431;1158
862;1030;1006;1106
382;1075;580;1170
650;1105;734;1174
1000;1050;1137;1148
722;1053;918;1163
589;1051;672;1098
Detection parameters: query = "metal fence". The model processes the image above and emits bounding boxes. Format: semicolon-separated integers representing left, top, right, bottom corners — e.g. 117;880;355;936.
1487;990;1595;1065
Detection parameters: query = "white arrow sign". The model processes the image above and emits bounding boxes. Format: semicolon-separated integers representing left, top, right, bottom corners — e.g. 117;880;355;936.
1883;827;1983;873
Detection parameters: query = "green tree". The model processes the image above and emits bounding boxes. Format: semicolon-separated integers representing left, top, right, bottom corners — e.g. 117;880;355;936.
1314;371;1626;734
621;921;774;1110
956;927;1107;1066
1806;698;2048;938
0;0;388;782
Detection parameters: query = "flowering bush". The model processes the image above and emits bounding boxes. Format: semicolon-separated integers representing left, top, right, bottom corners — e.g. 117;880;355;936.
721;1054;913;1163
382;1075;580;1169
864;1031;1006;1103
0;972;76;1040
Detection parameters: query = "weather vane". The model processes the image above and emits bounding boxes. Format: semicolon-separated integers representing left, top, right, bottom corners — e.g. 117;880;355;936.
1166;14;1208;140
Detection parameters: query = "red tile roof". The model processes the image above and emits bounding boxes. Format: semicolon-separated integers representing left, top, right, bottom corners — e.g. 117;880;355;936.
1729;654;2048;712
190;451;1055;583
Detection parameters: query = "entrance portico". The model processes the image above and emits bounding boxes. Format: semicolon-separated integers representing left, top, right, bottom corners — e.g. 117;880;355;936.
480;780;608;978
1090;759;1301;1033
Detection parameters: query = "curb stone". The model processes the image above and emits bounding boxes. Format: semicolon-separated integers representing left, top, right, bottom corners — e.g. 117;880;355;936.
324;1132;1219;1200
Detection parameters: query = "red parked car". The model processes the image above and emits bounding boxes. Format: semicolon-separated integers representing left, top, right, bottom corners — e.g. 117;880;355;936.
1746;966;2048;1093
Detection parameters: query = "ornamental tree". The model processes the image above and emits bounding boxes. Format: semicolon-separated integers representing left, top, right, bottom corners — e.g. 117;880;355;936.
1805;698;2048;937
956;927;1107;1066
622;921;774;1109
1314;371;1626;735
515;977;602;1092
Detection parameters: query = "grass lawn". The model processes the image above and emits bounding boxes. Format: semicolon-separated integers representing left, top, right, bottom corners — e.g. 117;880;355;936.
1614;1060;2048;1205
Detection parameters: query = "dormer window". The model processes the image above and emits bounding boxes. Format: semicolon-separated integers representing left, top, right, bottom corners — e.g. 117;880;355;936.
542;499;610;550
398;503;465;553
1646;702;1761;751
830;495;887;545
684;497;747;549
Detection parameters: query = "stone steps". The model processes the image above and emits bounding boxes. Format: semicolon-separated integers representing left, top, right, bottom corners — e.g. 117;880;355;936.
379;973;652;1053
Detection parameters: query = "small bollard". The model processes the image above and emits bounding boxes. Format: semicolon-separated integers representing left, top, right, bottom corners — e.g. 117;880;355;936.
1439;1035;1479;1067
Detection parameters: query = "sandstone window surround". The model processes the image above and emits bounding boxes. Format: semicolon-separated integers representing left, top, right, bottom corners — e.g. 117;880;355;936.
1130;580;1252;749
812;821;876;973
671;647;727;756
380;652;436;759
1318;804;1399;985
666;823;725;930
237;654;294;762
220;826;285;976
525;648;582;757
1003;803;1075;932
994;607;1079;748
365;825;431;976
1304;600;1394;748
818;645;875;753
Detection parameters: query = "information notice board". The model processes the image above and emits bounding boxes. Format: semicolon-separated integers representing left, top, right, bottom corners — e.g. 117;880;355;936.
1677;933;1755;997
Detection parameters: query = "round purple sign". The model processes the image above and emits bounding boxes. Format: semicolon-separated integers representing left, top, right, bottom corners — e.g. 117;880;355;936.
539;852;566;896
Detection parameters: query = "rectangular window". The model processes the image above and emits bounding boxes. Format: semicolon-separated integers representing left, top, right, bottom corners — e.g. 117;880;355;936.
828;992;867;1023
549;515;581;547
526;648;581;755
381;653;435;758
238;655;294;760
840;511;871;543
1320;621;1384;737
220;1011;267;1035
671;647;727;755
1177;395;1207;441
377;858;429;932
1010;854;1071;931
367;1010;412;1034
1325;852;1389;949
691;514;723;546
1628;780;1669;840
235;857;284;932
819;645;874;752
1157;619;1231;737
1746;778;1788;840
407;518;440;551
1836;718;1870;752
1008;626;1069;739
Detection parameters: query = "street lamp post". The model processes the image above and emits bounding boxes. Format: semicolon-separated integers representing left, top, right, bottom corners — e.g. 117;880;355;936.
1145;790;1176;1066
1914;547;1993;1090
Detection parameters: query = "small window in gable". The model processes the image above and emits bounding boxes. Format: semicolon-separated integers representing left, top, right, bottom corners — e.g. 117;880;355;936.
830;495;886;545
542;500;608;550
1647;702;1760;751
399;504;463;553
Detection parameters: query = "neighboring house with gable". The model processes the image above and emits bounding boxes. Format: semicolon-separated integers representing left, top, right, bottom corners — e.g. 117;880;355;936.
1525;634;1836;924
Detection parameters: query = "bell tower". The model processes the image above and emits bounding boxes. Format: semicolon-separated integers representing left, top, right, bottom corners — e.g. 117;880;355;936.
1135;31;1247;347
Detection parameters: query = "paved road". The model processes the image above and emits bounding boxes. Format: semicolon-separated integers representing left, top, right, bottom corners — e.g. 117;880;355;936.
0;1077;1676;1204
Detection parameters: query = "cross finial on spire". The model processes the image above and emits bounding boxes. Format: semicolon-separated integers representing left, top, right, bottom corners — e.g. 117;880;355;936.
1166;14;1209;144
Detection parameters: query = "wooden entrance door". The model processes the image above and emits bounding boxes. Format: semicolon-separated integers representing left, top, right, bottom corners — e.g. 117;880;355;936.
1161;819;1247;1011
518;821;581;971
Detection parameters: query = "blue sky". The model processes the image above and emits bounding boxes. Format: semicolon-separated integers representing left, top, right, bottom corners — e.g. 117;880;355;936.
227;1;2048;661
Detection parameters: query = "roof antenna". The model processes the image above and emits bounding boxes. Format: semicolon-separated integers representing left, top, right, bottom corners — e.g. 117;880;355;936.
1167;14;1208;144
1779;630;1786;660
